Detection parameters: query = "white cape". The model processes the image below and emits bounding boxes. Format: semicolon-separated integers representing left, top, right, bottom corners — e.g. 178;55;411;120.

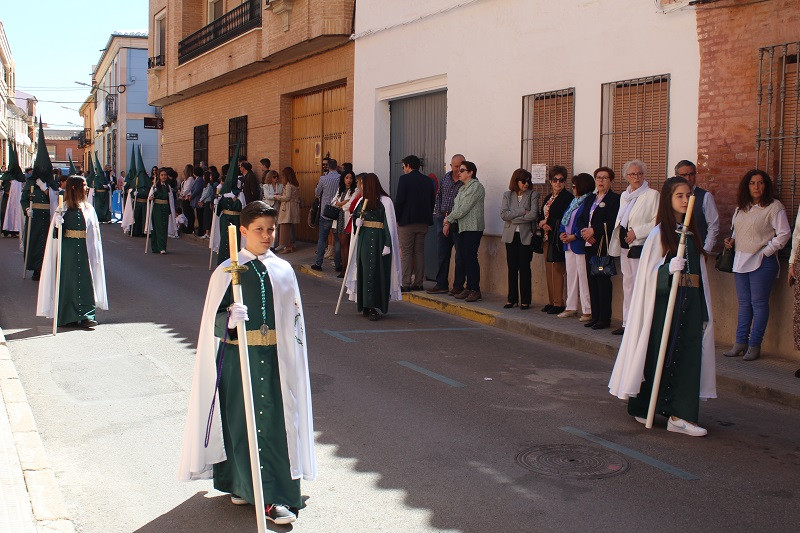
608;226;716;400
36;202;108;318
344;195;403;303
121;190;136;233
178;249;316;482
4;180;23;233
144;186;178;238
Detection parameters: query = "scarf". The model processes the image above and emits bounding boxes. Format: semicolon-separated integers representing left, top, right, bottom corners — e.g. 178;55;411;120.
561;193;590;228
616;180;651;228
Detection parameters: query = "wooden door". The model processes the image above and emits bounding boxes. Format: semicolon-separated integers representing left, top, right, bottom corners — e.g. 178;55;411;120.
291;84;347;242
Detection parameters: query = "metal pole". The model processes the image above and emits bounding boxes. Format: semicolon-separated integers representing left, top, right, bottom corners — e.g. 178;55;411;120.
208;200;218;271
52;197;65;336
22;186;33;278
335;199;366;315
144;192;153;254
223;225;267;533
646;194;697;429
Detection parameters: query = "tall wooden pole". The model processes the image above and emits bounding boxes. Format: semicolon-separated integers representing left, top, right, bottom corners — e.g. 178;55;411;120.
335;199;367;315
52;196;64;336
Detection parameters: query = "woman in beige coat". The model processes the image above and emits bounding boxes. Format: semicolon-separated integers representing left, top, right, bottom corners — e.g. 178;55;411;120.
275;166;301;253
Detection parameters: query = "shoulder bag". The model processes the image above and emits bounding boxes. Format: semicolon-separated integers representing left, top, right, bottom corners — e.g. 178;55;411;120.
589;223;617;276
715;208;738;273
308;196;321;228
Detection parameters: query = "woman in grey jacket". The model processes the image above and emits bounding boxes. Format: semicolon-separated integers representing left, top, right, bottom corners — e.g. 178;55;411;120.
501;169;539;309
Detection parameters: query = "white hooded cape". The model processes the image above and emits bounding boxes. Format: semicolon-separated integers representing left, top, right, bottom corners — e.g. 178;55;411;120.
36;202;108;318
121;190;135;233
5;180;23;233
608;225;716;400
178;249;316;482
344;195;403;303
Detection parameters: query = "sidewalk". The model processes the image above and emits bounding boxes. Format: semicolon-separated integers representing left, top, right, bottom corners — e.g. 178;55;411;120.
264;239;800;411
0;329;75;533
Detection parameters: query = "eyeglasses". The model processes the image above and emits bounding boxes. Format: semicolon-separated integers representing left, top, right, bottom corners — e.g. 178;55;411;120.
626;172;644;178
458;168;469;173
677;171;697;178
550;178;567;183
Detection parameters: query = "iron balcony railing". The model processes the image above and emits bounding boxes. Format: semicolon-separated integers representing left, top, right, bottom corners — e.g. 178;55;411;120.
148;54;165;69
178;0;262;65
105;94;118;123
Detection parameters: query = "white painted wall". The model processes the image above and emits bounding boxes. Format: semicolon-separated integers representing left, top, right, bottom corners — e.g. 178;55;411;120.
353;0;700;235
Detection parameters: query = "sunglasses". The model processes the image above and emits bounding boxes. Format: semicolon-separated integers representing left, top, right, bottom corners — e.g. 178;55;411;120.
458;168;469;173
550;177;567;183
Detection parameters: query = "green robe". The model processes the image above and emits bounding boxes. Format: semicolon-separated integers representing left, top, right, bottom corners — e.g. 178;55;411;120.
21;182;51;273
354;203;392;314
150;186;171;253
132;182;151;237
627;238;706;423
93;172;112;223
212;261;302;510
54;208;95;325
216;195;242;265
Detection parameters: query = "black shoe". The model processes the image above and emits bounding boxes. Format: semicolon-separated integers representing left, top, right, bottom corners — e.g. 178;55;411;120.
362;308;370;317
503;302;517;309
411;285;423;291
31;271;40;281
79;319;98;329
310;264;322;271
592;321;610;330
336;272;344;278
541;304;553;313
368;309;380;321
401;286;412;293
547;306;565;315
584;320;598;328
612;327;625;335
426;286;449;294
520;304;530;310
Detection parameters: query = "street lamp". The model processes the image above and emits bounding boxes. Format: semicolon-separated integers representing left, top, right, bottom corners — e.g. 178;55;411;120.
74;81;126;94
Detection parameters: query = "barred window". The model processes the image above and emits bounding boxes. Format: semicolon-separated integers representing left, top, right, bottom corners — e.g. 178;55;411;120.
193;124;209;167
600;75;670;192
757;42;800;224
521;88;575;185
228;115;247;162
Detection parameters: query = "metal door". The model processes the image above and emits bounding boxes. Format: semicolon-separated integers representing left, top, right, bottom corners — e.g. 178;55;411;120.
389;90;447;281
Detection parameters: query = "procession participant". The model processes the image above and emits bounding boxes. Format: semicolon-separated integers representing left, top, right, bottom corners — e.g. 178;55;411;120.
36;176;108;329
91;152;113;223
131;147;151;236
0;164;7;235
21;123;60;281
148;168;177;254
2;146;25;237
121;145;138;234
609;177;716;437
179;201;315;525
344;173;402;321
216;144;246;265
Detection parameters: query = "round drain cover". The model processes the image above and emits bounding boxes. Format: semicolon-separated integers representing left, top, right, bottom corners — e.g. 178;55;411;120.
516;444;629;479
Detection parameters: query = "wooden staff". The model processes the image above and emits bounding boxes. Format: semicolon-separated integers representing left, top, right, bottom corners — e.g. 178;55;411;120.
208;198;218;271
22;185;34;278
223;225;267;533
144;189;153;253
52;196;64;336
646;194;697;429
335;199;367;315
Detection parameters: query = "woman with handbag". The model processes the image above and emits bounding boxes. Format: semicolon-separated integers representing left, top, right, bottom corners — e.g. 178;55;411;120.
275;167;301;254
537;165;573;314
722;170;790;361
578;167;620;330
500;169;539;309
607;160;659;335
557;173;595;321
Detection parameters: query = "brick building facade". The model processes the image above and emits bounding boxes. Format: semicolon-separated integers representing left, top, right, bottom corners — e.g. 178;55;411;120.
148;0;355;241
42;129;84;169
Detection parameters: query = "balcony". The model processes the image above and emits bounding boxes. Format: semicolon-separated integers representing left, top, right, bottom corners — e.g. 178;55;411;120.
148;54;165;69
105;94;118;123
178;0;262;65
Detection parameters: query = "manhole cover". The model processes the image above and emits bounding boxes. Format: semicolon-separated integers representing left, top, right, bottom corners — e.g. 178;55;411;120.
516;444;629;479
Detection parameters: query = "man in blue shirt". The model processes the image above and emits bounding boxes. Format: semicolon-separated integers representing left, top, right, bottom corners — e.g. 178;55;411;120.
311;158;341;271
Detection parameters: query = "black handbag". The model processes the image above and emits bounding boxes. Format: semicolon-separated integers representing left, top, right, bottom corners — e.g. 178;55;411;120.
589;223;617;276
308;196;321;228
715;247;734;273
627;245;644;259
530;228;544;254
322;203;341;220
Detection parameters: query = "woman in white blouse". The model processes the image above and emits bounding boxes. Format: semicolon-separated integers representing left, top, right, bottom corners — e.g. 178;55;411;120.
607;160;660;335
722;170;790;361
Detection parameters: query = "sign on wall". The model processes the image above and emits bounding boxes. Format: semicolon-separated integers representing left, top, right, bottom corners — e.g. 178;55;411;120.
143;117;163;129
126;133;138;140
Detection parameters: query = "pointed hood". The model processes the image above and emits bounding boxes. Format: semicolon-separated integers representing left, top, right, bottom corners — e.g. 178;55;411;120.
126;144;136;188
93;151;107;186
68;154;78;175
32;120;57;188
219;142;240;195
135;144;149;190
85;160;94;188
2;143;24;183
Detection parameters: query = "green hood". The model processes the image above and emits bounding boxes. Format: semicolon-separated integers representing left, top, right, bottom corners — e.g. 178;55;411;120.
32;120;57;189
125;145;136;188
2;143;25;183
68;154;78;175
219;142;240;195
93;151;108;186
134;145;149;191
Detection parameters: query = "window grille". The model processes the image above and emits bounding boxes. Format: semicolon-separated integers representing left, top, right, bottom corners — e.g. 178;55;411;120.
757;42;800;225
194;124;209;167
111;129;117;171
521;88;575;193
228;116;248;162
600;75;670;192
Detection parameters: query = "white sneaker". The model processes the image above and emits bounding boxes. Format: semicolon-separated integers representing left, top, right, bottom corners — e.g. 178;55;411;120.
634;416;647;425
667;417;707;437
266;504;297;524
230;495;247;505
557;310;577;318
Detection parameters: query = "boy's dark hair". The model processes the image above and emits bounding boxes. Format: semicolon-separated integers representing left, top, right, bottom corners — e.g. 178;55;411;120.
240;200;278;228
176;207;183;215
193;166;204;177
327;158;338;170
260;158;271;168
402;155;421;170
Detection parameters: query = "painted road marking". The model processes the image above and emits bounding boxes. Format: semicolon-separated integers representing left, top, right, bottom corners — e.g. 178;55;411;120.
560;426;700;481
397;361;466;388
321;327;480;343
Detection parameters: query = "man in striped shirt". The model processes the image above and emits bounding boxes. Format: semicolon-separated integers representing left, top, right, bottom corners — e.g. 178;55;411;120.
427;154;466;295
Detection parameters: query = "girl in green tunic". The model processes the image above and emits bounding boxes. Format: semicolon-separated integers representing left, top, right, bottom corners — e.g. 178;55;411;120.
149;170;173;254
623;177;711;437
353;173;393;320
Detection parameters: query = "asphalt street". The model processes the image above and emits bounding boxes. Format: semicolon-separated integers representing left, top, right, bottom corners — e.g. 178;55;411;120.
0;226;798;532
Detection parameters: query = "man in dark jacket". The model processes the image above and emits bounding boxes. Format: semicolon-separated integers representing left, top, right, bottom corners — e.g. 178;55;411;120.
395;155;435;291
